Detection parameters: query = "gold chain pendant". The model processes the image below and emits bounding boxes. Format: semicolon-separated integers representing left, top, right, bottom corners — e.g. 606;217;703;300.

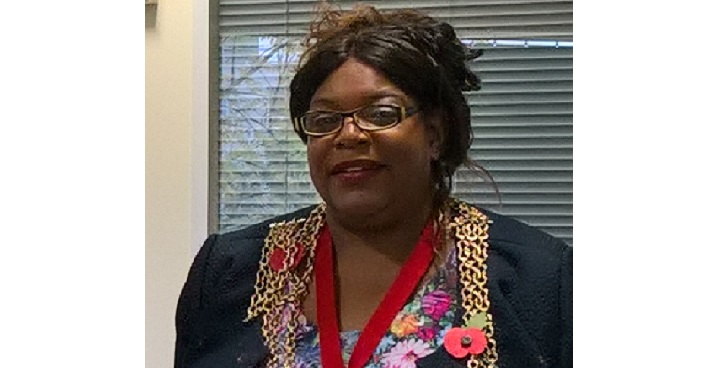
246;199;498;367
246;204;326;367
451;200;498;368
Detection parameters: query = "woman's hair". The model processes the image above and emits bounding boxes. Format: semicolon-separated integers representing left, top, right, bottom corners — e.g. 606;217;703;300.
289;3;495;204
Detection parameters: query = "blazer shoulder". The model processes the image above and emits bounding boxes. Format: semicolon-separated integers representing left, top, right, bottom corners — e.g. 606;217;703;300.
478;206;569;262
216;205;318;243
175;205;318;368
199;205;320;302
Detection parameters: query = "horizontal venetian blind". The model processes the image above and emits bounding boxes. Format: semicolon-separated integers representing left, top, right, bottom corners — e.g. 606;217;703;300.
215;0;573;245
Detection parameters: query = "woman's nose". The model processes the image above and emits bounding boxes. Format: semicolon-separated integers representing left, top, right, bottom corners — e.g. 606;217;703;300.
334;116;369;147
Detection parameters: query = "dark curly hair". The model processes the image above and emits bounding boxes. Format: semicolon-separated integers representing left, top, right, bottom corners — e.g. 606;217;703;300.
289;3;495;205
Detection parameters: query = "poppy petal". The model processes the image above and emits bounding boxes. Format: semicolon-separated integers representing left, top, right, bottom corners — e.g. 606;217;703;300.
465;328;488;355
269;244;305;272
269;248;286;271
443;327;470;358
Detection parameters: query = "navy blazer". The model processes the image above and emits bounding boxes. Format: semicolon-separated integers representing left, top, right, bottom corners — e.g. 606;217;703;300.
175;206;572;368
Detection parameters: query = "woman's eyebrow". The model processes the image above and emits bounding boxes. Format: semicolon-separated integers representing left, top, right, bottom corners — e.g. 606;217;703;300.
359;88;407;101
310;90;408;108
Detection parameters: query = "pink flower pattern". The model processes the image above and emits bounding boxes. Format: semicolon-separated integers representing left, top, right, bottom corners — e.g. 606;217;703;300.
421;290;452;320
381;339;433;368
416;326;436;342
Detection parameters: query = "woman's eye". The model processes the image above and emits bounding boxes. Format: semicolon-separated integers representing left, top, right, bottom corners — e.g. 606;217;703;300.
311;114;336;124
363;107;398;125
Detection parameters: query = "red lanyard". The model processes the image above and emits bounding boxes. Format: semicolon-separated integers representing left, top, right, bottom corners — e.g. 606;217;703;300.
314;221;436;368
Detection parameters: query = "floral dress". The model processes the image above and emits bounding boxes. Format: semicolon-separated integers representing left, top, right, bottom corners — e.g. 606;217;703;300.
292;248;460;368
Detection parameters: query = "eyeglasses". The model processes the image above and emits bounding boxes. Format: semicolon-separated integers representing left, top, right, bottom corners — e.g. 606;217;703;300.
295;105;419;137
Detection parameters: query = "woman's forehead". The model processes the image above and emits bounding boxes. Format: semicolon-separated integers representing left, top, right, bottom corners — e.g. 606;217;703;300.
309;59;412;108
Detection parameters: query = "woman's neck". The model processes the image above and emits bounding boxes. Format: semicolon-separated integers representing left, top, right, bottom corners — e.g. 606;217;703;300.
325;199;435;265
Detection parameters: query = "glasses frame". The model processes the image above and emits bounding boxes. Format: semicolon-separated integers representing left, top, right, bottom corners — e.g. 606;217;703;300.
294;105;419;137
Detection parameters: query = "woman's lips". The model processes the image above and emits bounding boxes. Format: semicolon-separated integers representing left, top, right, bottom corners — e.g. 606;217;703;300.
330;159;384;174
330;160;386;184
333;167;383;184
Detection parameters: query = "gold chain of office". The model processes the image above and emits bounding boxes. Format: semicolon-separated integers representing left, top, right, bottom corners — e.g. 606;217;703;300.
246;199;498;368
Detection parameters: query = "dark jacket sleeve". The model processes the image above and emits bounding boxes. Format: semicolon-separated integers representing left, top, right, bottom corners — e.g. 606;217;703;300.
175;234;218;367
559;246;573;368
174;231;268;368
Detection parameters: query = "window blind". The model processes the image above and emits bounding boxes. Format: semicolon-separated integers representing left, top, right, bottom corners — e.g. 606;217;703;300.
214;0;573;245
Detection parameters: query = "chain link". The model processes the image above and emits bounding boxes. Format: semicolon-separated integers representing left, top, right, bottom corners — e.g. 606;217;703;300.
451;200;498;368
246;204;326;367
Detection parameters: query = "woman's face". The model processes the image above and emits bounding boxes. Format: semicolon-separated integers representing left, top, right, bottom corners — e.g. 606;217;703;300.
306;58;441;220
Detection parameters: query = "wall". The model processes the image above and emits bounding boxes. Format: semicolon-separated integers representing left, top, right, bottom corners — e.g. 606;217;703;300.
146;0;208;366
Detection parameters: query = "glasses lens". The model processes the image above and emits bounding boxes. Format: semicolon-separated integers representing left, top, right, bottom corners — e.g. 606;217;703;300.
357;106;401;128
304;112;341;134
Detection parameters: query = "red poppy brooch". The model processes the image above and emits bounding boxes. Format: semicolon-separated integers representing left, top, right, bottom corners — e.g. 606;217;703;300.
268;243;305;272
443;312;489;359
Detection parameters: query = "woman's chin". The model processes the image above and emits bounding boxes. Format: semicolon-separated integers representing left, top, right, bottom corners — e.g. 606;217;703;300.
326;192;389;219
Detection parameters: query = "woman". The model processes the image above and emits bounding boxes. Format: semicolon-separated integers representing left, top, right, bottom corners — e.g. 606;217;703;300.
175;5;571;368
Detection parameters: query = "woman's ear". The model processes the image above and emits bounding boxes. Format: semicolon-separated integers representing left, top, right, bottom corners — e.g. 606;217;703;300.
430;139;441;160
425;110;446;161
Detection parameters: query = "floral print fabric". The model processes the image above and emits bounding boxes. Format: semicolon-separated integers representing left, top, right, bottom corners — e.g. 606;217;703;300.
293;249;459;368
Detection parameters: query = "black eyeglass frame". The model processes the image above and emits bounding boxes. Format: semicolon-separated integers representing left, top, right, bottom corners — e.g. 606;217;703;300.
293;105;419;137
